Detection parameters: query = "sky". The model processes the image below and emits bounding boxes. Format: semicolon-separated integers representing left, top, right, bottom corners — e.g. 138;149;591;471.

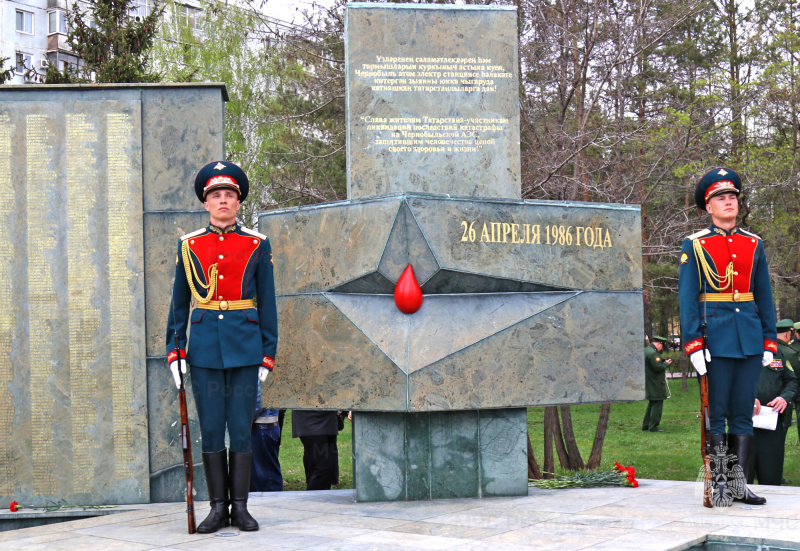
260;0;338;24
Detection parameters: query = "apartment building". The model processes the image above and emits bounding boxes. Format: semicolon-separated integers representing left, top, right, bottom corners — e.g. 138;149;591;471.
1;0;154;83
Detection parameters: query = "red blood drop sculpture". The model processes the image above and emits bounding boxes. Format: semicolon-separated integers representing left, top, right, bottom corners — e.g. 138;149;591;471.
394;264;423;314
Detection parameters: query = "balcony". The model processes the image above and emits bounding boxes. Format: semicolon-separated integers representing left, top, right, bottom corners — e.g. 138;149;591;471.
47;33;71;53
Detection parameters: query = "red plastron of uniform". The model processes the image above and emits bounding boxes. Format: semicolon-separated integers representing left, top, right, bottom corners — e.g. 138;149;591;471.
186;231;261;301
695;233;758;293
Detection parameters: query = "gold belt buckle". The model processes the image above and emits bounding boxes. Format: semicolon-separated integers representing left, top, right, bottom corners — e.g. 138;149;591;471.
219;300;229;311
733;291;740;302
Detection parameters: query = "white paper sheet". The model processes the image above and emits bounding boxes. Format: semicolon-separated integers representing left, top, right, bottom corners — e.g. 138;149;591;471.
753;405;779;431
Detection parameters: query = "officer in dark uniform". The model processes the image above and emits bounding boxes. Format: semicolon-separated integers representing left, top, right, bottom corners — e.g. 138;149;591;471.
642;336;672;432
166;161;278;533
777;320;800;446
749;322;798;486
678;168;778;505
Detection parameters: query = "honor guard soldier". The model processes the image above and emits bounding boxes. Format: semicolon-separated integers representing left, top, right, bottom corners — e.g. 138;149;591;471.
166;161;278;533
749;318;798;486
679;168;777;506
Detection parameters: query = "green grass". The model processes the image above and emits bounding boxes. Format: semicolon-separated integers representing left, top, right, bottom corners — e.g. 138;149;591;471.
277;410;353;492
277;377;800;490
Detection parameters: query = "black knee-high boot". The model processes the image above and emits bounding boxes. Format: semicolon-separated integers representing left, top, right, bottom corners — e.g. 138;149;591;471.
229;451;259;531
729;433;767;505
196;450;230;533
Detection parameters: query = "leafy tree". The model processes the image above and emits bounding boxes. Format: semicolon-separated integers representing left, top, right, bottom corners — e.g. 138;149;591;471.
46;0;165;83
153;0;346;222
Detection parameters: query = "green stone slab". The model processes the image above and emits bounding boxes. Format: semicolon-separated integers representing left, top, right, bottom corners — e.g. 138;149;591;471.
408;291;646;410
140;86;226;212
353;409;526;501
406;195;642;292
262;295;407;411
377;200;439;285
353;412;406;502
479;408;528;497
346;4;521;199
259;198;402;295
405;413;431;501
429;410;480;499
327;292;577;374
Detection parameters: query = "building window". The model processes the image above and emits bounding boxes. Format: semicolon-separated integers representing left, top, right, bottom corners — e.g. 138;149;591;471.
15;53;32;75
175;4;202;30
16;10;34;34
128;0;150;21
48;10;68;34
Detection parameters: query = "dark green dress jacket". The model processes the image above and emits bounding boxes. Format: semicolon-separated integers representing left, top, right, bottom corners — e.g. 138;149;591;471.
756;345;799;429
644;343;669;401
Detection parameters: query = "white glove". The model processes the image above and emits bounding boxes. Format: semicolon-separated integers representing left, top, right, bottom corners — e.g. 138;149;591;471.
259;367;270;382
170;359;186;389
762;351;773;367
690;350;707;376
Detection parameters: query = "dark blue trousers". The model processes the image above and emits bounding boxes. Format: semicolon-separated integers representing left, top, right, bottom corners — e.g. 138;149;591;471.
250;423;283;491
191;365;259;452
707;355;760;435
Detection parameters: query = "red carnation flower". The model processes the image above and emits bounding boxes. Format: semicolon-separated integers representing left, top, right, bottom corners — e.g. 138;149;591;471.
9;501;20;512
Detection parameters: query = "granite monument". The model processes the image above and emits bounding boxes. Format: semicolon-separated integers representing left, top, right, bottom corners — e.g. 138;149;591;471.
259;3;644;501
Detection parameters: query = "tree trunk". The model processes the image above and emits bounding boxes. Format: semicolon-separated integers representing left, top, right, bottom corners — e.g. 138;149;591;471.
559;405;585;470
546;406;571;469
543;406;555;478
527;433;543;479
586;403;611;469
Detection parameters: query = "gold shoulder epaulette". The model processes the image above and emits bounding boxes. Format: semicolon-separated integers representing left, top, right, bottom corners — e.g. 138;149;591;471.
180;228;207;241
687;228;712;240
738;228;762;240
241;226;267;240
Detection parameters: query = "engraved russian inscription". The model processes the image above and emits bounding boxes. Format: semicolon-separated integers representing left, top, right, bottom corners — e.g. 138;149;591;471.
0;113;14;496
107;112;136;481
26;113;58;496
355;56;512;93
67;114;101;491
459;220;614;248
347;5;521;198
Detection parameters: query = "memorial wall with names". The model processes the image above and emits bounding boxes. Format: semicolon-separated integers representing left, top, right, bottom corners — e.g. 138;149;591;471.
0;84;227;507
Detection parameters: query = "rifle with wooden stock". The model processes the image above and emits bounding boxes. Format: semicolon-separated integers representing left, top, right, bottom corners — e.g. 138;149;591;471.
172;301;196;534
699;322;713;508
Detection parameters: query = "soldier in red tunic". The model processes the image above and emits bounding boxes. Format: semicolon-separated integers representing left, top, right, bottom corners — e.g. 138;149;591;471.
166;161;278;532
679;168;777;506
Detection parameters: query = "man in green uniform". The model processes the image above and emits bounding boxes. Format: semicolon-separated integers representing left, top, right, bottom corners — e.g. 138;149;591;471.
790;322;800;347
642;336;673;432
748;321;798;486
779;320;800;445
